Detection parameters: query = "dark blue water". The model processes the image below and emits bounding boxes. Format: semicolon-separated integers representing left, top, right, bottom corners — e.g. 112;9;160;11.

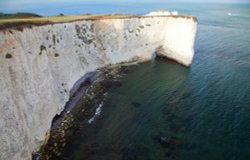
3;2;250;160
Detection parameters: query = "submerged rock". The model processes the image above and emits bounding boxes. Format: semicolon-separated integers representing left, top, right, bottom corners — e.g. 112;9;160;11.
38;63;127;159
131;102;141;108
156;133;181;148
160;135;171;144
121;146;149;160
157;134;171;147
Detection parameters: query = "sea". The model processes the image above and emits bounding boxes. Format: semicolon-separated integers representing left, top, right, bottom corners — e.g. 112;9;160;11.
2;2;250;160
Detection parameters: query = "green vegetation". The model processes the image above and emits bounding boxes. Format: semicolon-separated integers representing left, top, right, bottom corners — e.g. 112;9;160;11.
0;13;139;24
0;12;41;19
0;12;196;31
0;14;138;30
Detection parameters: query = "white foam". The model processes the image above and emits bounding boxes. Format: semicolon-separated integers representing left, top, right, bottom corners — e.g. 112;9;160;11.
88;103;103;124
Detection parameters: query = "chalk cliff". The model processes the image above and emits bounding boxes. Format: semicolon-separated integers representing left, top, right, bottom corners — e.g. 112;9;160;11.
0;14;197;160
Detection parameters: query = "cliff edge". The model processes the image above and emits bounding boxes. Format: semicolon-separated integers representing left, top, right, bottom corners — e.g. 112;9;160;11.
0;13;197;160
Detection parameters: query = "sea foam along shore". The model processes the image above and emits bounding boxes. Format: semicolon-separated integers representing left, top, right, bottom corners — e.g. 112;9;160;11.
37;62;134;159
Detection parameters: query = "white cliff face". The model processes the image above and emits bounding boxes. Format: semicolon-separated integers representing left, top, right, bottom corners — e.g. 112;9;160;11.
0;15;197;160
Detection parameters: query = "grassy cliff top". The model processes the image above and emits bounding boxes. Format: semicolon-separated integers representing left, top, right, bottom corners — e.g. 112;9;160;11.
0;13;196;30
0;13;139;23
0;13;140;30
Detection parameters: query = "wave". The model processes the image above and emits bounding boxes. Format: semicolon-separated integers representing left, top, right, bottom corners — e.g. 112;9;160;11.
88;102;103;124
227;12;250;18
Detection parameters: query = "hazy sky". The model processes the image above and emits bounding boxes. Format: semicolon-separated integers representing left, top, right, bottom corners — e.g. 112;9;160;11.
1;0;250;3
1;0;249;13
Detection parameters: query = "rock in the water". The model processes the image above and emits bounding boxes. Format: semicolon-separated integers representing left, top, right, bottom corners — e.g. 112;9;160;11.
131;102;141;108
160;135;171;144
157;135;172;148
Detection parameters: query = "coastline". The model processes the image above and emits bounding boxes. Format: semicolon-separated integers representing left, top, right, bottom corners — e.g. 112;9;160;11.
35;57;184;159
0;12;197;159
2;2;250;160
36;61;134;159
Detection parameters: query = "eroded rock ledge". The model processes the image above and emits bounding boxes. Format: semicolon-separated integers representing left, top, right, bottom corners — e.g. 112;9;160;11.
0;13;197;160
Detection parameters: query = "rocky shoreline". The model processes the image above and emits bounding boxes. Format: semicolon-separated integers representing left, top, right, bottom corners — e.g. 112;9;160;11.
33;62;135;160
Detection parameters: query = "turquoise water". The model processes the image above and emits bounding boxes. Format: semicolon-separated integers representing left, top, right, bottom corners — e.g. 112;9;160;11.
3;2;250;160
